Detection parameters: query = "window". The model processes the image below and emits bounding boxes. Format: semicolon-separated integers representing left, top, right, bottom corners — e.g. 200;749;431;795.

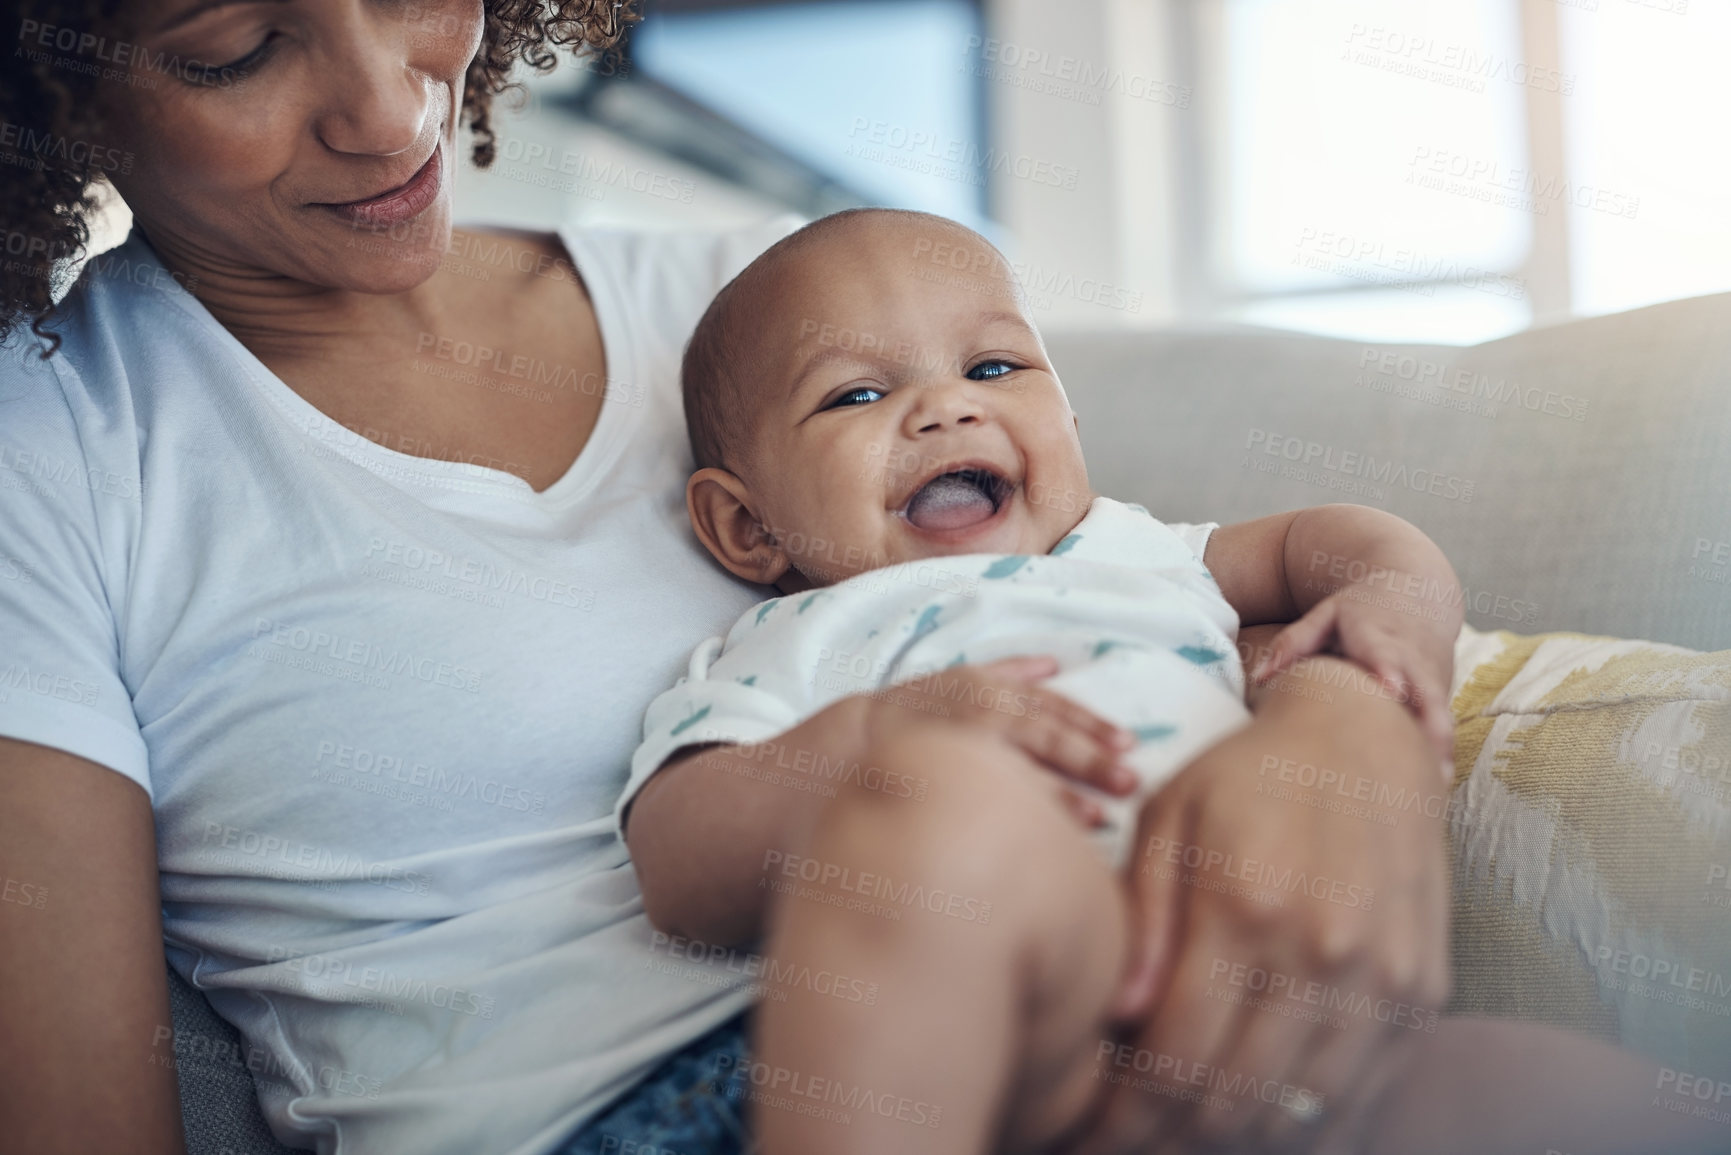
1184;0;1731;341
631;0;991;230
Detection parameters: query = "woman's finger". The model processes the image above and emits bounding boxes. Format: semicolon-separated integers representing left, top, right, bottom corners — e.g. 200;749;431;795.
1135;927;1268;1153
1361;651;1454;770
1109;789;1191;1022
1251;599;1339;683
1277;1011;1418;1155
1163;977;1323;1153
1075;923;1245;1155
1412;671;1457;770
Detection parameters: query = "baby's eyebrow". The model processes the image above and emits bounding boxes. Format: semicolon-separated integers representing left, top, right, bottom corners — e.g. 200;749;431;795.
976;309;1040;337
785;310;1037;400
787;347;901;399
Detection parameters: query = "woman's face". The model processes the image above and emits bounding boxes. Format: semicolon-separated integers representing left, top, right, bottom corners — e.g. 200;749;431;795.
103;0;484;291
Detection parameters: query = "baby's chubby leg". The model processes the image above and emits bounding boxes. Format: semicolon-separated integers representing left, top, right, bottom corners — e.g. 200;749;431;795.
749;722;1133;1155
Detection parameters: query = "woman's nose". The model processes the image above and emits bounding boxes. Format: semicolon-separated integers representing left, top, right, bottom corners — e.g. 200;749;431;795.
313;10;435;158
905;379;988;435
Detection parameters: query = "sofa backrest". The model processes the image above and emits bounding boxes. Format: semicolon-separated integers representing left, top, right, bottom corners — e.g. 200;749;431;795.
1046;293;1731;651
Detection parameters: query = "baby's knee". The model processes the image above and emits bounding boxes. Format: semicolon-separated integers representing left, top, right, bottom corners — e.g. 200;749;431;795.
810;724;1089;904
839;723;1049;827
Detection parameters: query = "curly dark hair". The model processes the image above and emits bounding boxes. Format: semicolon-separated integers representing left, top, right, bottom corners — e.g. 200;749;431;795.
0;0;638;351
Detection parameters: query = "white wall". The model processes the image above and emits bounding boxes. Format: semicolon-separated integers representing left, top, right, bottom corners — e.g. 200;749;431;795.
979;0;1186;330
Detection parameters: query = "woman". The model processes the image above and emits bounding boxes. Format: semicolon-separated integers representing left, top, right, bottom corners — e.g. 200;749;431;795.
0;2;1454;1152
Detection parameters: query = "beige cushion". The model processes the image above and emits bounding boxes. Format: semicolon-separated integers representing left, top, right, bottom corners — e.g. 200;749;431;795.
1445;623;1731;1072
1046;292;1731;651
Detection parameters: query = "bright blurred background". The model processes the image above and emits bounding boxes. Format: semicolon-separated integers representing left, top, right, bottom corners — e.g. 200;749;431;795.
92;0;1731;345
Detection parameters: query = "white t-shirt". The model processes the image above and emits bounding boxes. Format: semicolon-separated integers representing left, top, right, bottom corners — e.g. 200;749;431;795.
0;214;801;1154
621;498;1246;867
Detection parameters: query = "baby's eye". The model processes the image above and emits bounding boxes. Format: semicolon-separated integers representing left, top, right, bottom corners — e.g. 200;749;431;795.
825;386;885;409
966;360;1017;381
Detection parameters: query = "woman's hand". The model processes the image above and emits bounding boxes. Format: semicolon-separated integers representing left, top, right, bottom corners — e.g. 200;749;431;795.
1249;585;1459;778
1073;639;1451;1155
863;655;1141;826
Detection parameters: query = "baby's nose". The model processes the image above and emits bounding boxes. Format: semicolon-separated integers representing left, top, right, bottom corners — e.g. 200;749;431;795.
907;381;986;434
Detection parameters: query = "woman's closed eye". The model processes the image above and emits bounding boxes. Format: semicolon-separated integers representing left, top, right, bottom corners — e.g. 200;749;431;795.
823;385;886;410
217;34;279;73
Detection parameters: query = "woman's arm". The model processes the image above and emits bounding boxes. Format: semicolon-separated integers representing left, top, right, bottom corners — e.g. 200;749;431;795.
1076;623;1450;1154
0;737;186;1155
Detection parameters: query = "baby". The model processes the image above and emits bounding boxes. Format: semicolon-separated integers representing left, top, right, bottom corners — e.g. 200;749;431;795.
615;210;1710;1155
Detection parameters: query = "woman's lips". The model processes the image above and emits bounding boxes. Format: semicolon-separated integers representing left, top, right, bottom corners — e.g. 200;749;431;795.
322;144;443;229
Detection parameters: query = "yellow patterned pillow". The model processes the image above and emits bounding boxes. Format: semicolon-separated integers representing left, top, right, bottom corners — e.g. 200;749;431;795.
1445;624;1731;1073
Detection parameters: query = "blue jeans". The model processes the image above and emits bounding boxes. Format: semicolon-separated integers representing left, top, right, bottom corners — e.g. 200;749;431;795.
555;1014;755;1155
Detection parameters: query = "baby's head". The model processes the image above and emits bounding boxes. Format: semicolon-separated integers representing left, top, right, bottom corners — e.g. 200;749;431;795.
681;208;1093;593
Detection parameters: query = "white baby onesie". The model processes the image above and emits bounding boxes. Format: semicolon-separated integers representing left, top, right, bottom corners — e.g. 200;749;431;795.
620;497;1254;866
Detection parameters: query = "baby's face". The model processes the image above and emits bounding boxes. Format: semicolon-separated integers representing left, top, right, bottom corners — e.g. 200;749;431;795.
735;219;1093;588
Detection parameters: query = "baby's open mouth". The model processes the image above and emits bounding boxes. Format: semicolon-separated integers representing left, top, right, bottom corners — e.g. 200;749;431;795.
902;468;1011;532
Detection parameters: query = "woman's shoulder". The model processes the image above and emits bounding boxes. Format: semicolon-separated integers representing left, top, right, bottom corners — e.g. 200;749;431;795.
3;233;205;403
0;234;213;493
0;300;99;448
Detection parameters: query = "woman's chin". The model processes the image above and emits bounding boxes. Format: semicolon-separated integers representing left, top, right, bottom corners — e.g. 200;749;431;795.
305;208;453;292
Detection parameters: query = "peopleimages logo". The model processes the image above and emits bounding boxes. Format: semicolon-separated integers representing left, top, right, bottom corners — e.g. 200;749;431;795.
1208;957;1439;1032
0;120;132;174
1357;347;1588;421
1406;145;1640;221
263;945;495;1019
1095;1040;1326;1114
1655;1067;1731;1125
846;118;1079;191
647;930;881;1006
494;137;696;204
1294;228;1526;301
960;34;1191;109
16;17;253;90
760;849;993;924
1341;24;1576;95
364;537;598;611
313;740;547;815
249;616;483;693
1245;429;1475;504
0;663;99;707
201;823;433;894
1141;835;1375;910
151;1026;383;1100
715;1054;944;1129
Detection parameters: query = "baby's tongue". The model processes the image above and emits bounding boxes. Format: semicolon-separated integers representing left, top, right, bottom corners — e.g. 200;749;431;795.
905;473;997;531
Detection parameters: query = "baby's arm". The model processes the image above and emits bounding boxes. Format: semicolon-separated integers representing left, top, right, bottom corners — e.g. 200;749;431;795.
1201;503;1462;772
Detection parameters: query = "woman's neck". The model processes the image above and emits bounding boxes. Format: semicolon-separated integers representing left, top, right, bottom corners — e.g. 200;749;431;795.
131;216;456;368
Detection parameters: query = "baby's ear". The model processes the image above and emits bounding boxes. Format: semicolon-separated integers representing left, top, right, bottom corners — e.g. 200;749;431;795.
687;469;790;586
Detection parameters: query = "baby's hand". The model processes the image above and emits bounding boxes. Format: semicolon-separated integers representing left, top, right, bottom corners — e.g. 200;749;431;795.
862;655;1140;826
1248;590;1457;779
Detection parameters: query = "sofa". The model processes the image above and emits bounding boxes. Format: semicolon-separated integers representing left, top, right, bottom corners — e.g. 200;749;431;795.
167;292;1731;1153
